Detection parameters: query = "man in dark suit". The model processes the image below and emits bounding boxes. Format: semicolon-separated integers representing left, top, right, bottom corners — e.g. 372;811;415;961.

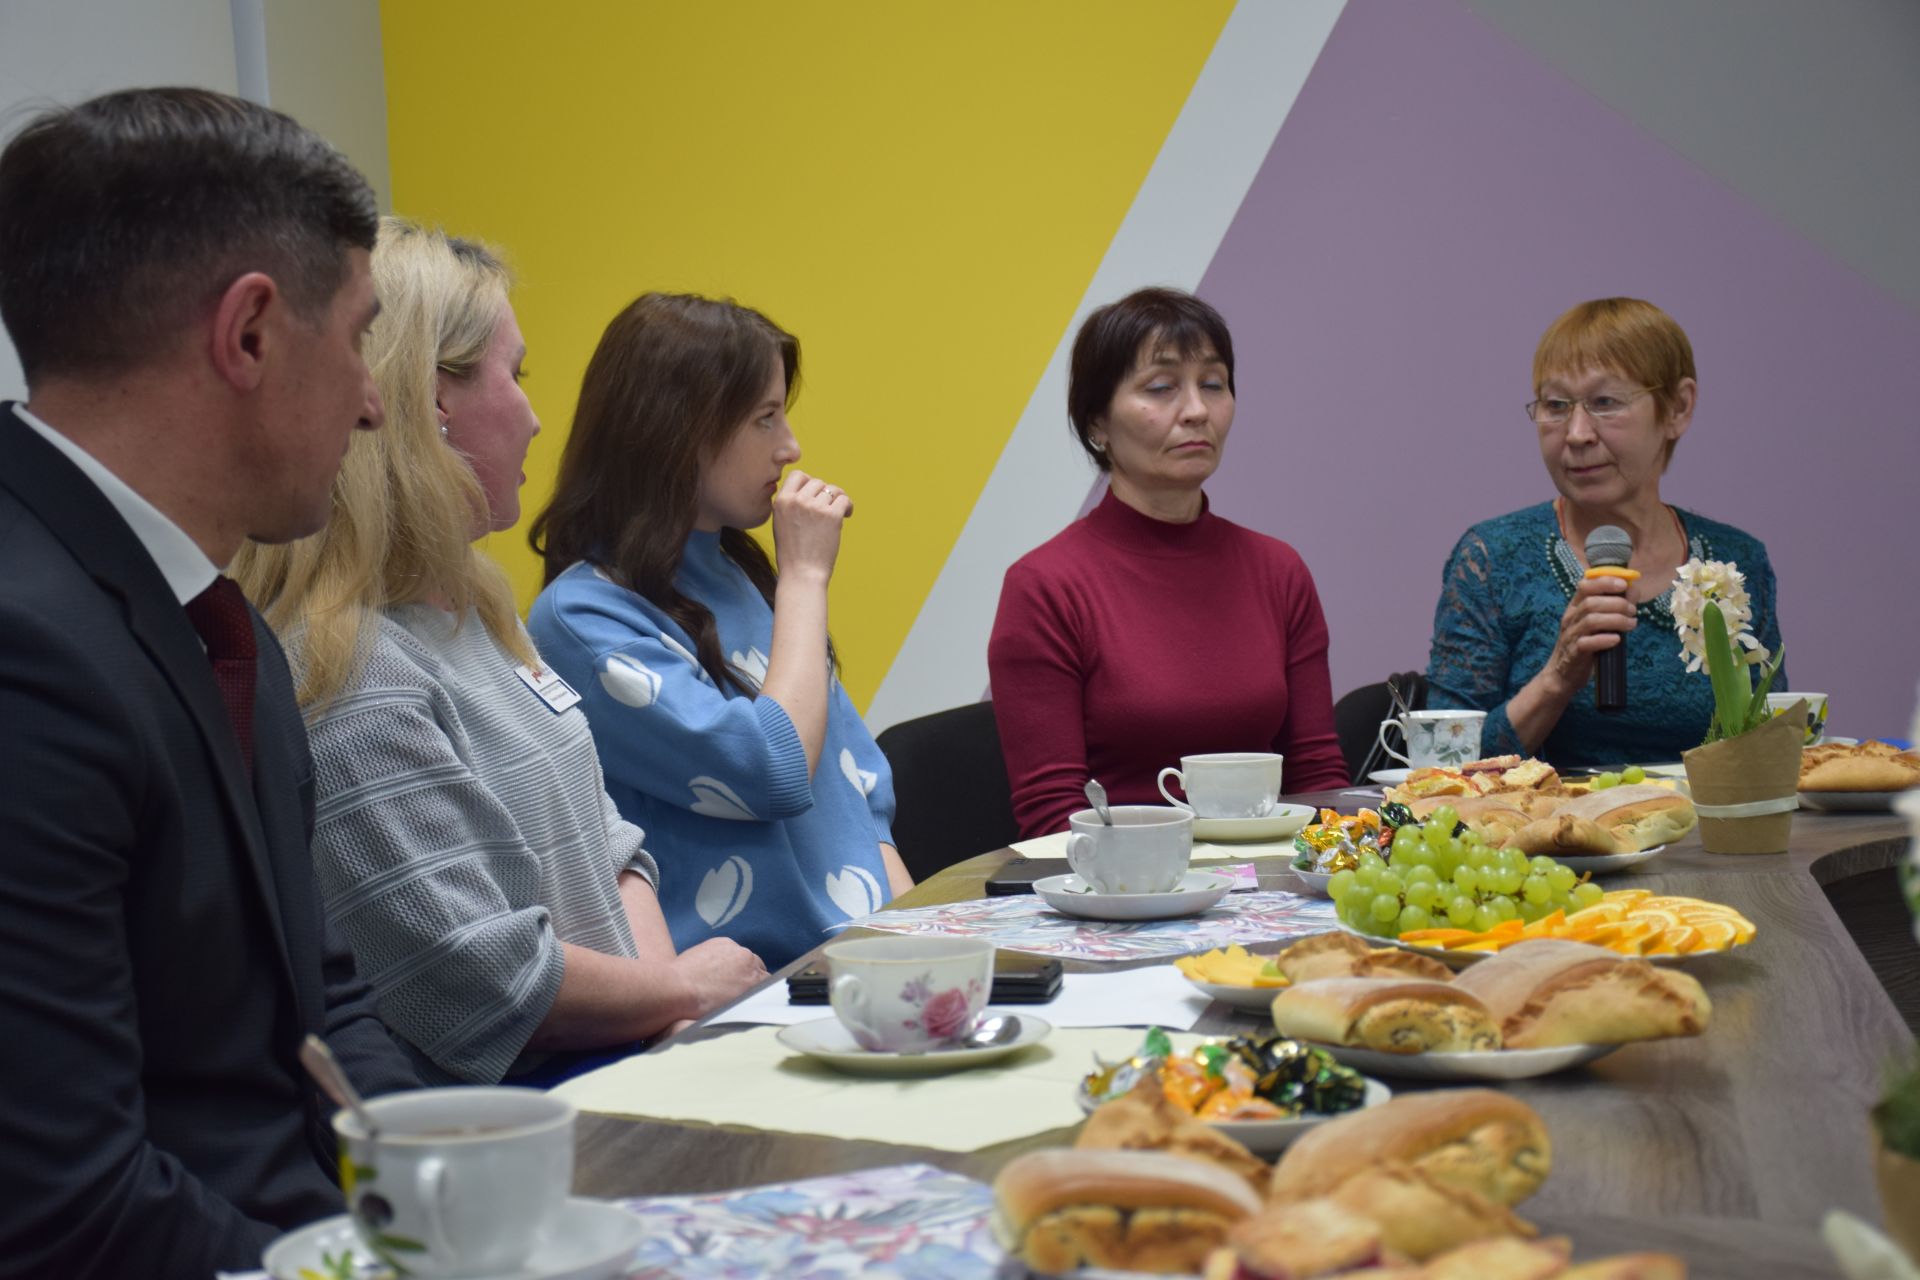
0;88;422;1278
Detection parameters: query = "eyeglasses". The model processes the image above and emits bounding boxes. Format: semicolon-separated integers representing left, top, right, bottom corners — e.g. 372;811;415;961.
1525;387;1658;427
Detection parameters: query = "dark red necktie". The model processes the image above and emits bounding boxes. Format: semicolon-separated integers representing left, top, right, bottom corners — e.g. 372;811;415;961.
184;576;257;772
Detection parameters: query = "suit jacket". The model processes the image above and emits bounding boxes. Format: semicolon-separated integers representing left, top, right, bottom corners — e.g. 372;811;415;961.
0;407;419;1279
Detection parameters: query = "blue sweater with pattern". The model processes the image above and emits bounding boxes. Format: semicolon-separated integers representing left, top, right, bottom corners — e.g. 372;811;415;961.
528;533;896;970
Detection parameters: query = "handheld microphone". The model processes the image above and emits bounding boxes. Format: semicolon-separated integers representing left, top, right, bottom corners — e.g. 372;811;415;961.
1585;525;1633;713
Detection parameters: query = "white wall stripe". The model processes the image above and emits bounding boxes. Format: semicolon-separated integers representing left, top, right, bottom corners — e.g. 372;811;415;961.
865;0;1348;733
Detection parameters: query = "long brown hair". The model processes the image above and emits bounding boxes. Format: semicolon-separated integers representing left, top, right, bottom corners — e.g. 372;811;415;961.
529;292;797;696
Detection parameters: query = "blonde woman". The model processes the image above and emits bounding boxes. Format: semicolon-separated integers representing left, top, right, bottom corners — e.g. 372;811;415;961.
235;219;765;1084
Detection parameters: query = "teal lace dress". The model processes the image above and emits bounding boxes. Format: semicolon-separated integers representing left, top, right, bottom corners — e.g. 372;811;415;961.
1425;502;1784;768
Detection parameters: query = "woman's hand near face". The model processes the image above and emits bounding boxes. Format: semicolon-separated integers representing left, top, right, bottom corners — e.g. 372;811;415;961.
762;468;848;777
1503;574;1636;753
770;469;851;586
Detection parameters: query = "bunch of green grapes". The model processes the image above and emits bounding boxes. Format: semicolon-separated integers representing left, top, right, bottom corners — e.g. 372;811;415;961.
1329;805;1605;938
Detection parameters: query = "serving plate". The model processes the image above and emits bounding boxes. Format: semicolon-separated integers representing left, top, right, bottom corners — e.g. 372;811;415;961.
1078;1077;1392;1157
1310;1041;1618;1081
1034;871;1234;922
1368;768;1412;786
1179;973;1287;1013
1287;863;1334;898
1337;921;1739;968
1553;843;1667;874
1798;789;1909;813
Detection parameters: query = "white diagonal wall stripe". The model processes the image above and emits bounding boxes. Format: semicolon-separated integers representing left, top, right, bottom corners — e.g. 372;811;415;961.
866;0;1348;733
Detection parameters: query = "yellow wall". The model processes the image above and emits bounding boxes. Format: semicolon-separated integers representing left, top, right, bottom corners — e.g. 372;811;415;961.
381;1;1232;708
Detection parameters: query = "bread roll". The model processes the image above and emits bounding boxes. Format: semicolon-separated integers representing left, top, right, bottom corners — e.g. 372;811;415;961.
1198;1198;1391;1279
1411;794;1535;845
1077;1076;1269;1195
1800;740;1920;792
1326;1164;1537;1261
1363;947;1454;982
1269;1088;1550;1207
1451;939;1711;1048
1274;931;1375;983
992;1149;1260;1274
1506;812;1623;857
1270;977;1502;1054
1521;784;1697;852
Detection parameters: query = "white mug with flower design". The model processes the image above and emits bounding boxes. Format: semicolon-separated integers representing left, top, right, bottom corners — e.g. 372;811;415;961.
1376;709;1487;769
824;935;994;1053
333;1087;575;1277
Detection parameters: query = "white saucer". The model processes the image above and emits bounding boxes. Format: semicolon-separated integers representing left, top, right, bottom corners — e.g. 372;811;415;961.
1800;789;1908;812
1034;870;1234;921
775;1014;1052;1075
1369;768;1412;785
263;1198;644;1280
1192;804;1315;842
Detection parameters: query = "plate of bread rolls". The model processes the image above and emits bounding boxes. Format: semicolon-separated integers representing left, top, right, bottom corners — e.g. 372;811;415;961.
1172;935;1451;1012
994;1089;1689;1277
1267;936;1711;1080
1798;739;1920;811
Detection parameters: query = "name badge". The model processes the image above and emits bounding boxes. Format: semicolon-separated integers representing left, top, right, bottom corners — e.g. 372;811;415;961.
515;663;582;714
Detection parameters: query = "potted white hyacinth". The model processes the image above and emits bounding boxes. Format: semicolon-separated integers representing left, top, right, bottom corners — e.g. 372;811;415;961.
1670;558;1802;854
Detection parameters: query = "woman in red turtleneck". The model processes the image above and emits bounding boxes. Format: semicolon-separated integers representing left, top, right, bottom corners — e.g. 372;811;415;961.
987;288;1350;838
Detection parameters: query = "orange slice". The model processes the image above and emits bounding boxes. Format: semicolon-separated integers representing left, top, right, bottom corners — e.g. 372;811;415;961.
1687;919;1738;951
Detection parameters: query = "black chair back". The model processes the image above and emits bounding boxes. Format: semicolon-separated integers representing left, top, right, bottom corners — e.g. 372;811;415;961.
874;700;1020;882
1333;671;1428;782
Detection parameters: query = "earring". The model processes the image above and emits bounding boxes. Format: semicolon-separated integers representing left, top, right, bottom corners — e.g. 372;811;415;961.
439;423;450;440
1090;438;1106;453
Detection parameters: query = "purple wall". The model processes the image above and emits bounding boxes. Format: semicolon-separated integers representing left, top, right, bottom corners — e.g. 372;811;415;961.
1165;0;1919;741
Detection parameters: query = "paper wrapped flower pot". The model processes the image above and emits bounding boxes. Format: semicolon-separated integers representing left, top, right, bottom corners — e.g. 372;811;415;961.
1873;1129;1920;1266
1682;700;1805;855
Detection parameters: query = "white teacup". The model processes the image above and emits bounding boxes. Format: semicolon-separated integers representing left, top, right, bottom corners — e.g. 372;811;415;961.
1156;752;1285;819
825;935;994;1053
1377;709;1487;769
1765;692;1829;743
333;1087;575;1278
1066;804;1193;895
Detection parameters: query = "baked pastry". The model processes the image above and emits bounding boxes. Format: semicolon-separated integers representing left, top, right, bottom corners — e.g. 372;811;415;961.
1326;1163;1537;1261
1362;947;1454;982
1506;784;1696;854
1451;939;1711;1048
1198;1198;1395;1279
1269;1088;1550;1207
1560;1254;1689;1278
1273;931;1376;983
1269;977;1502;1055
1418;1235;1571;1278
1077;1075;1270;1196
992;1148;1261;1275
1800;740;1920;792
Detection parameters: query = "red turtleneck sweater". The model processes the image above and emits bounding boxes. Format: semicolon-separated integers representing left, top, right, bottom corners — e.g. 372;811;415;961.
988;490;1350;837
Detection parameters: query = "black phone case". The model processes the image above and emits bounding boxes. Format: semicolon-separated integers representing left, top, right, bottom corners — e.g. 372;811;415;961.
984;856;1068;895
786;955;1063;1005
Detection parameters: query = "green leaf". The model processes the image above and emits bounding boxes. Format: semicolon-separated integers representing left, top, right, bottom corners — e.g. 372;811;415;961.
1740;644;1787;735
1701;603;1750;736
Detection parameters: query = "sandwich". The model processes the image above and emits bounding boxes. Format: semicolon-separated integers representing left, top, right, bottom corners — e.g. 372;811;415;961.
1077;1075;1271;1196
1450;939;1711;1048
1269;1088;1550;1208
1269;977;1502;1055
991;1148;1262;1275
1505;784;1696;855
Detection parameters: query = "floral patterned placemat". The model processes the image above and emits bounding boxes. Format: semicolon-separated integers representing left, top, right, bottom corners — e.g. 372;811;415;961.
834;891;1339;961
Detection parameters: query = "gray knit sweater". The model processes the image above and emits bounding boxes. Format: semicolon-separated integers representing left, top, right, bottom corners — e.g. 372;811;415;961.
301;606;658;1084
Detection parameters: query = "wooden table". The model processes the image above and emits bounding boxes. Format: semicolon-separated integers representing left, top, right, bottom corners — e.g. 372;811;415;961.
573;797;1919;1278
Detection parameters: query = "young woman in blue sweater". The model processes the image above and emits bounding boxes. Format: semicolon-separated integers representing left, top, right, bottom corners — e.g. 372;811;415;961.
527;294;910;969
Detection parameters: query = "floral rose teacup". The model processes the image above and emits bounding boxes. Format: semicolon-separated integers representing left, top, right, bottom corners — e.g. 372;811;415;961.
824;936;994;1053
